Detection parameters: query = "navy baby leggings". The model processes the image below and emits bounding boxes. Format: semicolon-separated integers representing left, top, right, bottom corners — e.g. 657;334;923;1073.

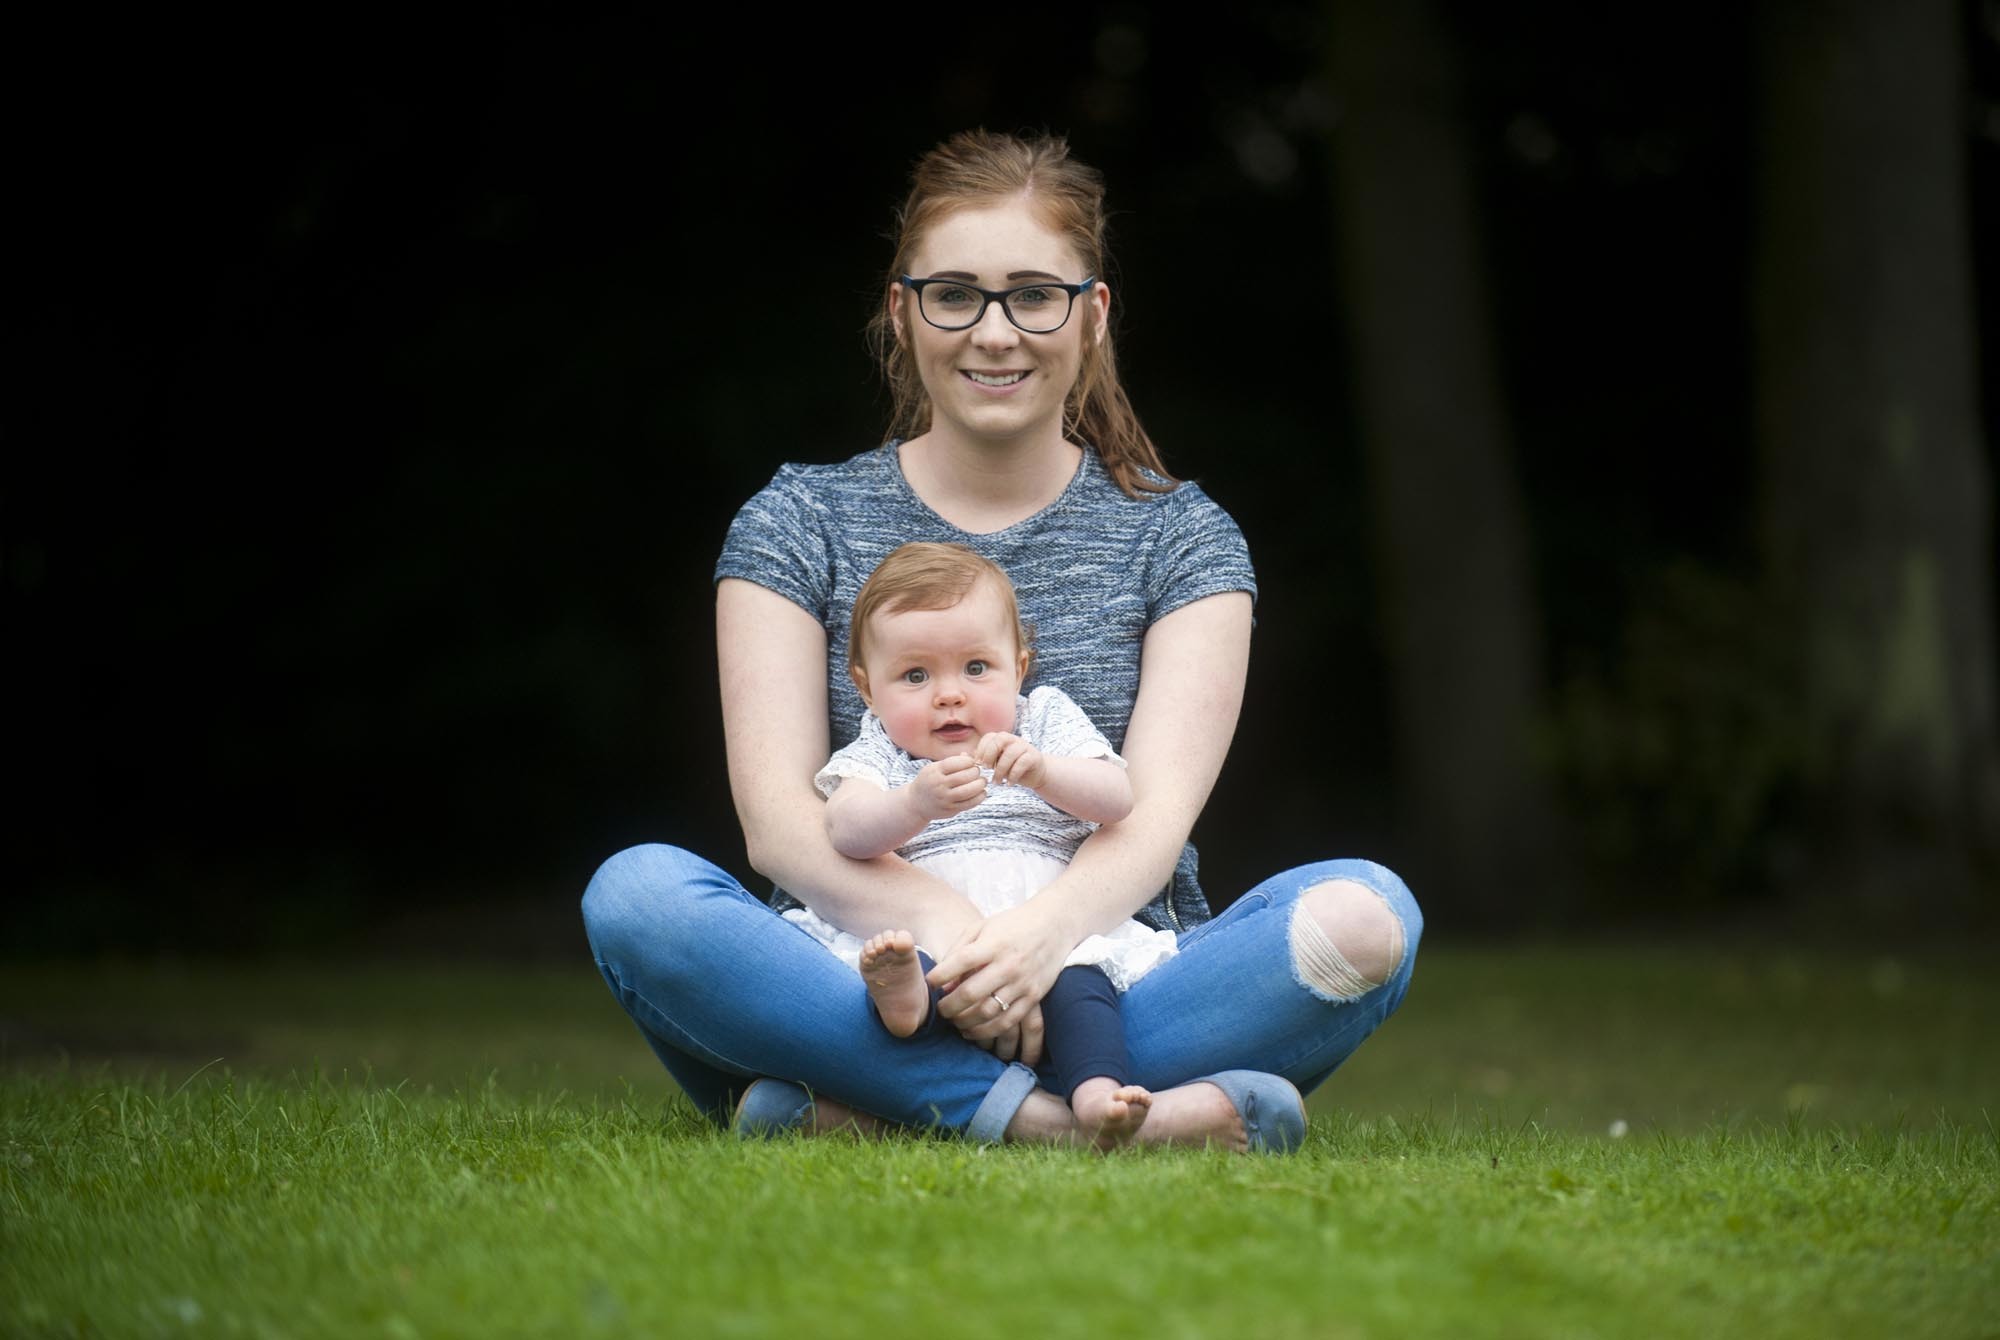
886;955;1131;1102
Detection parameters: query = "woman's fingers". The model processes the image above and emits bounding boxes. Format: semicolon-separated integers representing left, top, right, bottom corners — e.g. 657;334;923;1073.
926;935;990;994
930;955;1025;1038
943;976;1036;1041
1014;1004;1045;1067
934;971;1011;1027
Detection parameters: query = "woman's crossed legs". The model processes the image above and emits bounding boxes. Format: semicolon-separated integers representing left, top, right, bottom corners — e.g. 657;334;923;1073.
580;845;1420;1146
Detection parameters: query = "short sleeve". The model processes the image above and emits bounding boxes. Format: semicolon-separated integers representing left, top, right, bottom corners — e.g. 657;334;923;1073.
1019;686;1125;767
714;465;833;620
813;714;902;798
1145;483;1257;622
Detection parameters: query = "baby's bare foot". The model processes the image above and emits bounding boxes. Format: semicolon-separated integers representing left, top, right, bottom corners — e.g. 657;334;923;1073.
1071;1077;1153;1152
859;931;930;1037
1130;1081;1249;1152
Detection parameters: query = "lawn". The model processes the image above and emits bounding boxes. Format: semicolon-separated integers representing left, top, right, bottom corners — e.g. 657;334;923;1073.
2;944;1995;1337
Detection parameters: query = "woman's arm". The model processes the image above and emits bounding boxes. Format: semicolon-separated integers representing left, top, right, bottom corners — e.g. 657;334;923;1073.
929;591;1254;1038
717;578;983;952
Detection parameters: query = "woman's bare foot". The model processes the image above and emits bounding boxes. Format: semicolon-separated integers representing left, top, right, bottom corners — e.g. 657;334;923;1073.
1129;1081;1249;1152
859;931;930;1037
1002;1089;1084;1146
1071;1077;1152;1151
801;1093;891;1138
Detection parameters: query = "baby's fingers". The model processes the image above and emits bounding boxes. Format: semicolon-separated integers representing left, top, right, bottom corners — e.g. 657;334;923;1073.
938;753;983;783
991;741;1037;785
973;733;1021;770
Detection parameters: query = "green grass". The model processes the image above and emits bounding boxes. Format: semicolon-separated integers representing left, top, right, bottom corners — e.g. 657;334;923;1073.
3;945;1996;1337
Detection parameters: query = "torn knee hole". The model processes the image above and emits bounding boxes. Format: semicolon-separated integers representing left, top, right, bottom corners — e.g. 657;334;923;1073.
1288;882;1405;1000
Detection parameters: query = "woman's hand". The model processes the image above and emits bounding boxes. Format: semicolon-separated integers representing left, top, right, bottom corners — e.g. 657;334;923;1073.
927;899;1075;1059
982;1003;1046;1066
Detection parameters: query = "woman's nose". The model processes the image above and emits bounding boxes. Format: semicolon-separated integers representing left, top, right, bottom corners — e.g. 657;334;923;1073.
969;299;1018;349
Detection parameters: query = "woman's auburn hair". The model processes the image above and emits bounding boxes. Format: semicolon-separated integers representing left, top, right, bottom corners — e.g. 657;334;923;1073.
848;542;1036;685
865;128;1179;501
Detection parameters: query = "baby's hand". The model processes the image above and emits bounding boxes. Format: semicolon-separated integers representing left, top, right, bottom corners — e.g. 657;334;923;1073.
975;732;1047;791
911;754;986;820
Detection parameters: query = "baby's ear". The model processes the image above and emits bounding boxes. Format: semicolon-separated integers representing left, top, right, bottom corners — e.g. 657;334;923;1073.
849;662;873;708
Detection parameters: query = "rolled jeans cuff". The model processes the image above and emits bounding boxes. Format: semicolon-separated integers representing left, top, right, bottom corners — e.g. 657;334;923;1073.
965;1062;1039;1143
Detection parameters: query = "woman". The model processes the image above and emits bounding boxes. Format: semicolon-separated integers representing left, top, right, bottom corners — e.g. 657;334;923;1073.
582;129;1421;1151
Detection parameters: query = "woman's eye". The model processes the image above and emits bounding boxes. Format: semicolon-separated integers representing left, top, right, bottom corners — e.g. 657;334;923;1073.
932;286;977;308
966;660;988;677
901;668;928;685
1010;287;1055;307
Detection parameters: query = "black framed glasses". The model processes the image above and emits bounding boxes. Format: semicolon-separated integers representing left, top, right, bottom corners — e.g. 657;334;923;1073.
899;275;1098;333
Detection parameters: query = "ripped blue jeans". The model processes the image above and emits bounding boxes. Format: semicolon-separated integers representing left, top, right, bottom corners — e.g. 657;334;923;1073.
582;846;1422;1140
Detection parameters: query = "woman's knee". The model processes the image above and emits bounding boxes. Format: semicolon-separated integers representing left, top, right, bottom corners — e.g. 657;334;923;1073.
1288;875;1415;1002
580;843;715;952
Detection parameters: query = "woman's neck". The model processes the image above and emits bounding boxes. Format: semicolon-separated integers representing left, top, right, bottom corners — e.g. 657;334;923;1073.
897;430;1082;535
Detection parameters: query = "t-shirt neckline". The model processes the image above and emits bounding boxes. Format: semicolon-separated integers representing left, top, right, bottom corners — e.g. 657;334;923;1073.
884;438;1094;539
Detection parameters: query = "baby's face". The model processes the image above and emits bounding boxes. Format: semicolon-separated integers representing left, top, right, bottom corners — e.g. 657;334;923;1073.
853;579;1026;760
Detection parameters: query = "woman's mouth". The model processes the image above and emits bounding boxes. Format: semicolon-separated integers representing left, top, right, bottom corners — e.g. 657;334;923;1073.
963;370;1027;388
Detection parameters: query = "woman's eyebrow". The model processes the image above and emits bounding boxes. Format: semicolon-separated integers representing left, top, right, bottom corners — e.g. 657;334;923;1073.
921;269;1068;282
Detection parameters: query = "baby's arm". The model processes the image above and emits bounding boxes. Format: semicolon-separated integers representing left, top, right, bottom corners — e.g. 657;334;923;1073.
976;734;1133;827
825;757;987;859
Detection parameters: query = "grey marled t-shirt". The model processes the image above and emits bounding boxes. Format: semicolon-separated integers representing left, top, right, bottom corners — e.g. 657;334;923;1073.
714;441;1256;931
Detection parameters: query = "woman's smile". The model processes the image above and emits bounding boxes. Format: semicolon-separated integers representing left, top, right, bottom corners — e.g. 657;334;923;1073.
964;369;1029;389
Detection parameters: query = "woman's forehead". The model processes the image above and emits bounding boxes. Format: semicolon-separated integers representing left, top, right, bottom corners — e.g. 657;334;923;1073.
908;201;1087;280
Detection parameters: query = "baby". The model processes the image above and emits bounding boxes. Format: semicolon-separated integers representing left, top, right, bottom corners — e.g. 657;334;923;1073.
781;541;1180;1147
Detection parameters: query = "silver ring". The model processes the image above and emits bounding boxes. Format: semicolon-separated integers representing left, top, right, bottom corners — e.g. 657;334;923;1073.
991;994;1011;1012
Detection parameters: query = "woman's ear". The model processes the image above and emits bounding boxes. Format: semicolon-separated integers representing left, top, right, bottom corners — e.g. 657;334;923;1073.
849;662;874;709
886;281;907;345
1089;280;1111;346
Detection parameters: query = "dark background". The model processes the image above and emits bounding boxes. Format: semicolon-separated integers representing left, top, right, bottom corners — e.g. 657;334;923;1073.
8;3;1998;955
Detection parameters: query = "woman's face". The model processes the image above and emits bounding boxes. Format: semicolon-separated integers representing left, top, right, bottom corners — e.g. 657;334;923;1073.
889;200;1110;450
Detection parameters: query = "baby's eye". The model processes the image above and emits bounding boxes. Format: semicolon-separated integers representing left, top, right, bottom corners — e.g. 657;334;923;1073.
901;668;929;685
965;660;988;677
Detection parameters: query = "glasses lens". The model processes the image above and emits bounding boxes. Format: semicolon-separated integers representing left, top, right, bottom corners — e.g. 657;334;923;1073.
1002;285;1074;333
918;283;984;329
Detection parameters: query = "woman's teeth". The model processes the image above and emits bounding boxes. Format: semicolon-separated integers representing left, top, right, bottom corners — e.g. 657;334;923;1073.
965;370;1026;387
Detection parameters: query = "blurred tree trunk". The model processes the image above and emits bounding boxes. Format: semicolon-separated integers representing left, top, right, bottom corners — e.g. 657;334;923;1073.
1753;0;2000;917
1324;0;1569;923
